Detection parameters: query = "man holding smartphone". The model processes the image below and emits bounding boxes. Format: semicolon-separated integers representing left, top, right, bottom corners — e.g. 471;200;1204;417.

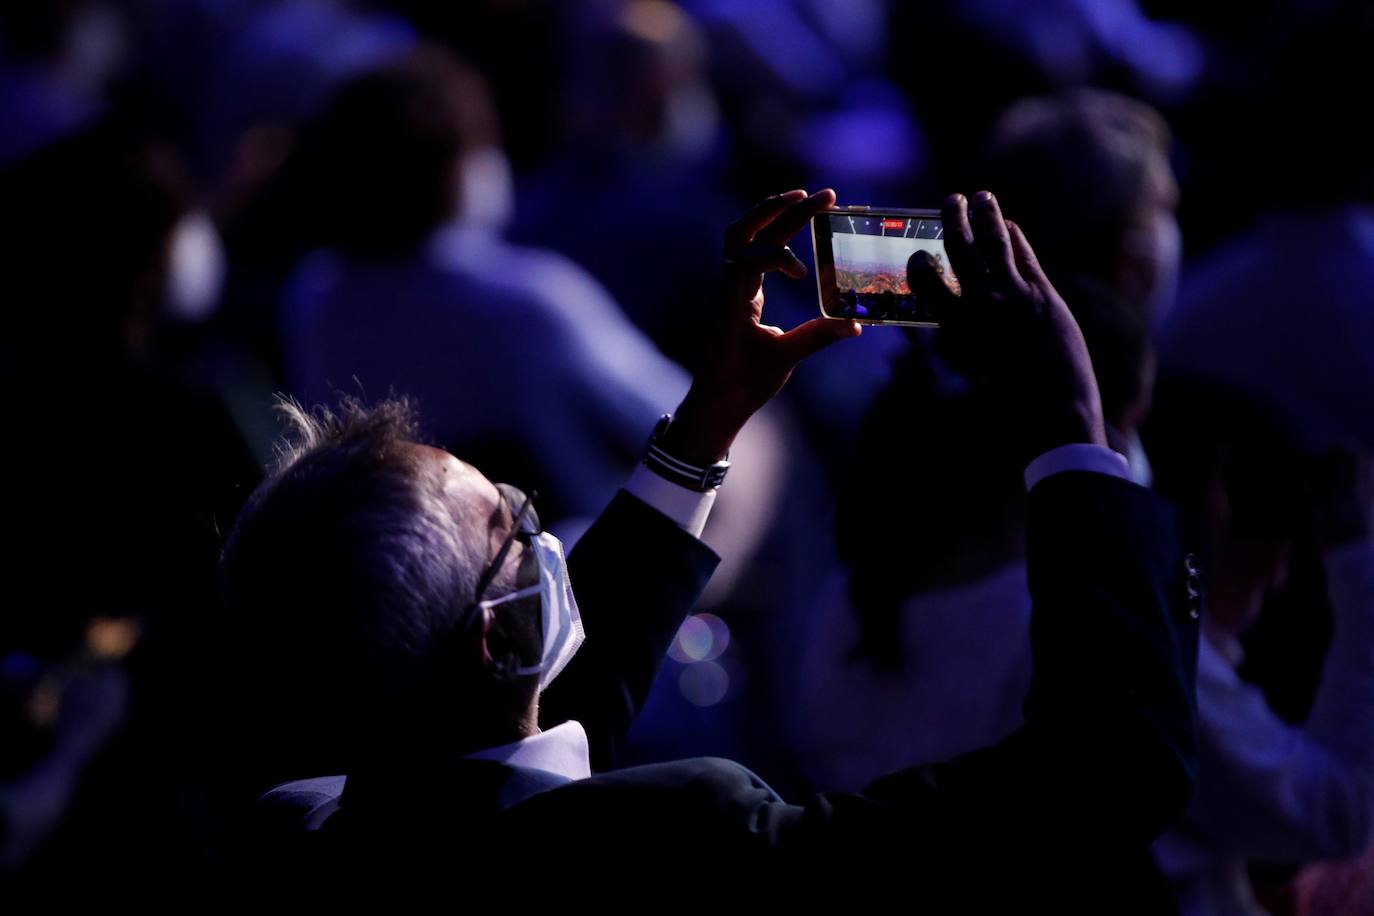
231;190;1200;907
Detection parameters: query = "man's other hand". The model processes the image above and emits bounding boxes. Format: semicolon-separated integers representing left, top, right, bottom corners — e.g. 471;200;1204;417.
909;191;1107;463
662;189;861;464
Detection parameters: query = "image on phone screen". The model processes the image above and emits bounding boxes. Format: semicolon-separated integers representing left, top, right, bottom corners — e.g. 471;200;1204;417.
812;209;953;326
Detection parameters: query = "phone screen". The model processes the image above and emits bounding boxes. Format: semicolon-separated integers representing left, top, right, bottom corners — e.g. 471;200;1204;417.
812;208;953;326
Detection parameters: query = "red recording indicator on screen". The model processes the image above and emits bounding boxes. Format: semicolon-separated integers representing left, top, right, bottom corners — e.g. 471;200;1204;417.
881;219;905;230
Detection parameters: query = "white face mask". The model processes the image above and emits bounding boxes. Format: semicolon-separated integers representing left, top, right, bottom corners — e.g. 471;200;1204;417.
657;84;720;161
164;209;226;324
476;531;585;692
455;146;515;233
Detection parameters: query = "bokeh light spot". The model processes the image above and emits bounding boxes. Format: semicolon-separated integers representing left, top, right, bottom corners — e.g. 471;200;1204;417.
678;659;729;707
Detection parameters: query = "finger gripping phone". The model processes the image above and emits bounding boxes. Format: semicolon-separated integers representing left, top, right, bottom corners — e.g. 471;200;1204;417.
811;206;953;327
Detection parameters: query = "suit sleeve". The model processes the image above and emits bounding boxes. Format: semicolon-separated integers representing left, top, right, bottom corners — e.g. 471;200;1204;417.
745;474;1202;897
537;490;719;771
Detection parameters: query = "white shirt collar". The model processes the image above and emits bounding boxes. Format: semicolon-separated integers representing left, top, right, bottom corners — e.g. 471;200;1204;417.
463;719;592;781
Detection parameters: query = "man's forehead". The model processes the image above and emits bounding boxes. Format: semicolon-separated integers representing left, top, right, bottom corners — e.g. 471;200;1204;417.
406;443;504;525
411;443;476;476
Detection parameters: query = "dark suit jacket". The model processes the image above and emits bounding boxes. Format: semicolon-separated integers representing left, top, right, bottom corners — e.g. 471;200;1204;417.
258;474;1201;908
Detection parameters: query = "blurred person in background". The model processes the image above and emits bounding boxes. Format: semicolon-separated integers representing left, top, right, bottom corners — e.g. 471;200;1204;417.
791;345;1032;791
281;43;686;525
1154;14;1374;900
0;116;259;887
787;90;1164;792
279;44;784;595
1148;381;1374;916
977;88;1180;328
1158;3;1374;451
137;0;417;389
977;88;1178;483
514;0;733;370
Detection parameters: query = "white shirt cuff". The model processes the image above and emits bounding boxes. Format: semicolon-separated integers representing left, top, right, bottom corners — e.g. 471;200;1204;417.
1024;443;1131;491
623;464;716;538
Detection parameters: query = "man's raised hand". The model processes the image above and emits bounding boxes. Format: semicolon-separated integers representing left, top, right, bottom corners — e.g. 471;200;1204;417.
908;191;1107;462
663;189;861;464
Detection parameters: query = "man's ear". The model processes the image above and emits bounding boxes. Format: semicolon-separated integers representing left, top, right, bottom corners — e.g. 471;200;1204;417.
477;605;522;681
476;604;499;671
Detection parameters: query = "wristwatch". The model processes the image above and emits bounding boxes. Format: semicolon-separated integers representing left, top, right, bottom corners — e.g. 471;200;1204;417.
643;414;731;491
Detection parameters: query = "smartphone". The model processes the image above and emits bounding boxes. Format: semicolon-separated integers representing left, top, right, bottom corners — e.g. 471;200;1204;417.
811;206;953;326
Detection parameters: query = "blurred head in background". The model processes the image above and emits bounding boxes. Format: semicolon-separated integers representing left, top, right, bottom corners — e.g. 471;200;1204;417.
978;88;1180;327
0;117;198;368
561;0;718;165
305;43;506;257
1147;380;1312;644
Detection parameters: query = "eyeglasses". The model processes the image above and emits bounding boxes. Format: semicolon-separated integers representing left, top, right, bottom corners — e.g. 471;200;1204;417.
465;483;541;629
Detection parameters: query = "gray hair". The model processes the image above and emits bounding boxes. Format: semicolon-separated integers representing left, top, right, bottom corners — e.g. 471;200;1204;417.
977;88;1173;282
222;395;486;735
